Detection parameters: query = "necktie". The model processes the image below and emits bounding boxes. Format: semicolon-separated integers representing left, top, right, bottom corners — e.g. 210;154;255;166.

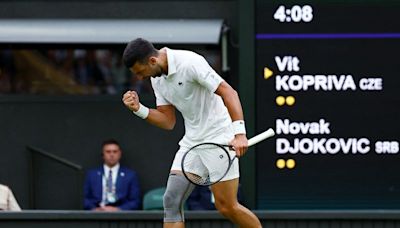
107;170;113;194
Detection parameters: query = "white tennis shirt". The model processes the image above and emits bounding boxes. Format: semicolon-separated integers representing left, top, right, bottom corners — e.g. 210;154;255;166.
150;48;233;147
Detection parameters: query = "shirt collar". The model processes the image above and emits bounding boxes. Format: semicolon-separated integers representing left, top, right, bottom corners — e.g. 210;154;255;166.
165;48;177;77
103;163;120;174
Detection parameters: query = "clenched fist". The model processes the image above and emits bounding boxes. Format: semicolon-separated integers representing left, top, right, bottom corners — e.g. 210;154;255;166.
122;90;140;112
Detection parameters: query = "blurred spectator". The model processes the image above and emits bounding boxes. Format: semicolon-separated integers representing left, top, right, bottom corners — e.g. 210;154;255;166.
0;184;21;211
111;53;130;93
84;139;141;211
186;186;216;210
96;50;116;94
73;49;91;86
187;185;244;210
1;48;220;95
0;50;16;93
85;50;106;94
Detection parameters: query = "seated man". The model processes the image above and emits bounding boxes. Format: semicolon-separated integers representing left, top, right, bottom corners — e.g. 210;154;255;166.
0;184;21;211
84;139;141;211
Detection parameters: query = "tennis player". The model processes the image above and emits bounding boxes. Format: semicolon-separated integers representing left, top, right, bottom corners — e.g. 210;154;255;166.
122;38;261;228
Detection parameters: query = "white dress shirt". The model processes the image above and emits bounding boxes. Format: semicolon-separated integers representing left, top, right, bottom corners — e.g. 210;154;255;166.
101;163;120;206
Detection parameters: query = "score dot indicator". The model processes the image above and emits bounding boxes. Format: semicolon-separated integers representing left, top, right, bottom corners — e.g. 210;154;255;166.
286;17;291;22
276;96;285;106
286;159;296;169
276;159;285;169
286;96;295;106
286;9;290;14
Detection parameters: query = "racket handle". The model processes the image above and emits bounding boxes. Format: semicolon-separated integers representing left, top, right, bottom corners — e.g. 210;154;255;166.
248;128;275;147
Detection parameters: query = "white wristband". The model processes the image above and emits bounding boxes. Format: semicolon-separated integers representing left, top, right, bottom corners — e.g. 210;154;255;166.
232;120;246;135
133;103;149;119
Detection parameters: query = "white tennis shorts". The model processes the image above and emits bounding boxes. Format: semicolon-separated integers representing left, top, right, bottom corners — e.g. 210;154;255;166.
171;133;240;182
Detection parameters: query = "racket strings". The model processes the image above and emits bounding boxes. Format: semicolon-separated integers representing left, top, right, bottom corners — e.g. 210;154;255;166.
182;147;210;185
182;144;231;186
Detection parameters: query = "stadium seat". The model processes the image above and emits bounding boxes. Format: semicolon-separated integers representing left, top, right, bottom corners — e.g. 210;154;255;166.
143;187;166;210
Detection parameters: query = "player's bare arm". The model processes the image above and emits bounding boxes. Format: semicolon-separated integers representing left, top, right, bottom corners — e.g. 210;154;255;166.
214;81;248;157
122;90;176;130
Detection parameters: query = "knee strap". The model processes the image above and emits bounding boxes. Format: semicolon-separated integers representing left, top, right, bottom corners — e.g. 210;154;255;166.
163;173;194;222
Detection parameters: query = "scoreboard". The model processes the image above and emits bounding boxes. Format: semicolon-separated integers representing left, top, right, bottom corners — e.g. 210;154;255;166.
256;1;400;209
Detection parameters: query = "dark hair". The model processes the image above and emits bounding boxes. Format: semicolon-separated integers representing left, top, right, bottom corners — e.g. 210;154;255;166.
101;139;120;148
122;38;158;68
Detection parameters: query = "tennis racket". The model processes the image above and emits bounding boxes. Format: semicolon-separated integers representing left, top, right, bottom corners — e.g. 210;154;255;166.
181;128;275;186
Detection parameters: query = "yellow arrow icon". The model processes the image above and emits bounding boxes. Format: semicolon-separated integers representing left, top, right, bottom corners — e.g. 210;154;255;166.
264;67;273;79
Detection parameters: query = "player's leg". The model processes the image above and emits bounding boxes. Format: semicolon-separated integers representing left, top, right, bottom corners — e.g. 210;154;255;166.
211;178;262;228
164;146;196;228
163;147;194;228
163;171;194;228
200;135;261;227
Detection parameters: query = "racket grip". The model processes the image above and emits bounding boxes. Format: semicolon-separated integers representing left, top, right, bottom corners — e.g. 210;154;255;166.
248;128;275;147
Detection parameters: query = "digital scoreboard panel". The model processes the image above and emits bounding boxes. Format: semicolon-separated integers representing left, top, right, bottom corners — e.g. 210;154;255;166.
256;1;400;209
